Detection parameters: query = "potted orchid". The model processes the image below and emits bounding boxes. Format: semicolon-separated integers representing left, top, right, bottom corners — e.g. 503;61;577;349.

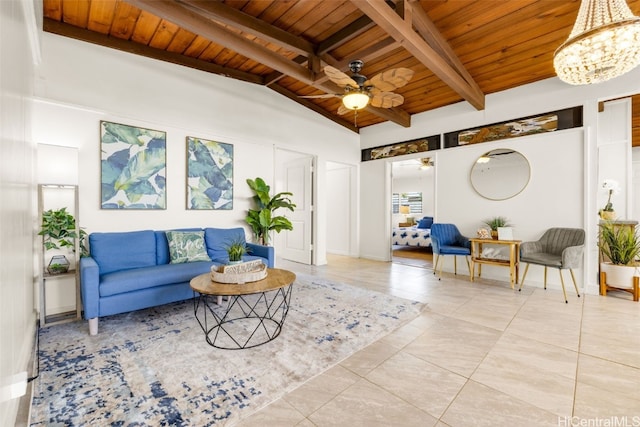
599;179;619;220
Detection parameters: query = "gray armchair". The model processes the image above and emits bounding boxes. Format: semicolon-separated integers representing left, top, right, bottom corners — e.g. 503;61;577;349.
519;228;585;303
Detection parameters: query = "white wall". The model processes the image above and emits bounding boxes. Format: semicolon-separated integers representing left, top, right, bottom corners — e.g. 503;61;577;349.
32;33;360;264
0;0;38;424
360;68;640;294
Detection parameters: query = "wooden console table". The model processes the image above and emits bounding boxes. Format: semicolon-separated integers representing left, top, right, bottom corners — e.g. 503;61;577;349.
469;238;521;289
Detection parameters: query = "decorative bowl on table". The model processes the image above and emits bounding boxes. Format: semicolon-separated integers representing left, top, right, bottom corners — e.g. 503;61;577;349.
211;259;267;284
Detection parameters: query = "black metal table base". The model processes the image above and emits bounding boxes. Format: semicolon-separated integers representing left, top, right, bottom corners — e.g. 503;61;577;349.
193;284;293;349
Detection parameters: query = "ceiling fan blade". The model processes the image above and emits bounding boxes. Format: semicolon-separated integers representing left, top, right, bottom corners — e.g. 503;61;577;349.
324;66;359;89
337;104;351;116
370;92;404;108
366;68;414;92
300;93;339;99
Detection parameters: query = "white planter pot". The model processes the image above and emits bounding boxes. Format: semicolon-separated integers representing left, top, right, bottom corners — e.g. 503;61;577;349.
600;262;640;287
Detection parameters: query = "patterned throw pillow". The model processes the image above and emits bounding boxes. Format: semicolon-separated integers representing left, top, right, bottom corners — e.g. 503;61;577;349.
165;230;211;264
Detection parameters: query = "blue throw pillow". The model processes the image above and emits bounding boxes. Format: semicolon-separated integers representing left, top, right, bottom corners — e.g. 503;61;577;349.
417;217;433;229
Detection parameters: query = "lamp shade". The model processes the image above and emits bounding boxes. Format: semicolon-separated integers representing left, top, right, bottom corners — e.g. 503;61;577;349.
342;91;370;110
554;0;640;85
399;205;410;215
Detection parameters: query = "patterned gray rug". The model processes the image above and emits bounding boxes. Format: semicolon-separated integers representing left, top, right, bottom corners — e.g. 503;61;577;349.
30;273;425;426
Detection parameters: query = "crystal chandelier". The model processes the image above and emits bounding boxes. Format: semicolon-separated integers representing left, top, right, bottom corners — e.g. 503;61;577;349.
553;0;640;85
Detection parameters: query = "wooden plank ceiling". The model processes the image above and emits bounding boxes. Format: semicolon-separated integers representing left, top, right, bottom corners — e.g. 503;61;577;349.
43;0;640;138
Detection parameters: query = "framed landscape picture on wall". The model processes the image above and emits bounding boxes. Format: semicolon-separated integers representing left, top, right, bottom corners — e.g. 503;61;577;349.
100;121;167;209
186;136;233;210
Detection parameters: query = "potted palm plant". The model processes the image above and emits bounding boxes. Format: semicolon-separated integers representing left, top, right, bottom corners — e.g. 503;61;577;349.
599;221;640;287
246;177;296;246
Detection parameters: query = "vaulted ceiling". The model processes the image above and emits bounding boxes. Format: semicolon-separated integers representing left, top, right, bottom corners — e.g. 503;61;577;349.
42;0;640;138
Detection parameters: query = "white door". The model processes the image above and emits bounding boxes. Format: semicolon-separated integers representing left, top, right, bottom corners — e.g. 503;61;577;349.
281;156;313;264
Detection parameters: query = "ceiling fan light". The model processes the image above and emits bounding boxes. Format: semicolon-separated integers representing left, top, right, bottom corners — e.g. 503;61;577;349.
553;0;640;85
342;91;370;110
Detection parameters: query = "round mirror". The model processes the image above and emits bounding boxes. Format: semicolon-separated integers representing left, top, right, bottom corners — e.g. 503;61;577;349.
470;149;530;200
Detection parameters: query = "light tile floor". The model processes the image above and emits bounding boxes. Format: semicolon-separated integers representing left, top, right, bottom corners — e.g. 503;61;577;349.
237;255;640;427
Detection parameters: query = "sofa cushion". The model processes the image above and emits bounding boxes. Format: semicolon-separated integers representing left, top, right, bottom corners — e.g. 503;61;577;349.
205;227;246;260
90;230;157;275
166;230;211;264
99;261;214;297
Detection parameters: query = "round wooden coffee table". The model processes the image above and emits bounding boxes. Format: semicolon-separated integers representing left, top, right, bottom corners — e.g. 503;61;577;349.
190;268;296;349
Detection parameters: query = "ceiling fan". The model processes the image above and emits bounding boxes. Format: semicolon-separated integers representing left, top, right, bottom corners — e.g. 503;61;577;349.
303;60;414;117
418;157;434;169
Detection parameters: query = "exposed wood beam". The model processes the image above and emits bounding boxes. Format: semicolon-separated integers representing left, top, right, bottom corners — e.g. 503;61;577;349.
269;84;359;133
264;55;308;86
127;0;315;84
317;14;377;55
125;1;410;126
364;105;411;127
43;18;263;85
407;0;480;92
352;0;485;110
333;38;400;70
177;0;316;58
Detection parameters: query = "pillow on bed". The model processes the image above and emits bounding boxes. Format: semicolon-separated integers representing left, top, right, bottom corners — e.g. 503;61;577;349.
417;216;433;229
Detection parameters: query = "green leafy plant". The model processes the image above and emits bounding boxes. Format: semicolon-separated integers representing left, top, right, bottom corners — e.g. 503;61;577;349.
226;237;247;262
246;177;296;246
483;216;511;231
39;207;78;251
39;207;89;257
599;222;640;266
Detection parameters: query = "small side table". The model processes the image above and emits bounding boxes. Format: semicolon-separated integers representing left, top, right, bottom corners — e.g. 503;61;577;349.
469;238;521;289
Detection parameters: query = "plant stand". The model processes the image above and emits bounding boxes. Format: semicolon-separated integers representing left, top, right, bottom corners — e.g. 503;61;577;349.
38;184;82;326
599;271;639;302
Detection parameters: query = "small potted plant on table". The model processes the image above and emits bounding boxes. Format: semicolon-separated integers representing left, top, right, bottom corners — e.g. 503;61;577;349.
483;216;511;240
226;238;247;265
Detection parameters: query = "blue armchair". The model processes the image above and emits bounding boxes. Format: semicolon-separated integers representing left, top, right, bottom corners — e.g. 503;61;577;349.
431;223;471;279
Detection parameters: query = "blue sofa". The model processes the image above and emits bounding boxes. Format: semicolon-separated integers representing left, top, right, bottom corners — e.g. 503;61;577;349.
79;227;274;335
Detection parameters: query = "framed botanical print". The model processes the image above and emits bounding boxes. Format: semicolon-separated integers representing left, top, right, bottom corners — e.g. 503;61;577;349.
100;121;167;209
186;136;233;210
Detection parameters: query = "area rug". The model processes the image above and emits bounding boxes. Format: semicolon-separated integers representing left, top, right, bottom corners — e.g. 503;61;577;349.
30;273;425;426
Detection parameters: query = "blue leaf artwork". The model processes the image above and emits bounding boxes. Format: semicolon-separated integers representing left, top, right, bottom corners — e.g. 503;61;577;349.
187;136;233;210
100;121;167;209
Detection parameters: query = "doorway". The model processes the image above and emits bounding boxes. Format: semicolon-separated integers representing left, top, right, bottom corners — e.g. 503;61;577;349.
390;156;435;269
275;149;314;265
